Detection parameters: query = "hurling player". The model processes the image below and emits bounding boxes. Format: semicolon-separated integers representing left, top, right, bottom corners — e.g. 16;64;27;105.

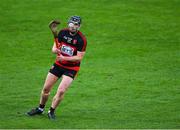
27;16;87;120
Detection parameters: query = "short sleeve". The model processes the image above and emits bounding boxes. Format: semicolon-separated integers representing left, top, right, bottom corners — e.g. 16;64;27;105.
77;36;87;52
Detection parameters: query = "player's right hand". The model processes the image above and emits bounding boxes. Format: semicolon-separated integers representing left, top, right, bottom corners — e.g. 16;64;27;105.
52;48;61;54
56;48;61;54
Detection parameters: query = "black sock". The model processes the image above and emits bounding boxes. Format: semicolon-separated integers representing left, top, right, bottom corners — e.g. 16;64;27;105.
39;104;45;109
49;107;55;113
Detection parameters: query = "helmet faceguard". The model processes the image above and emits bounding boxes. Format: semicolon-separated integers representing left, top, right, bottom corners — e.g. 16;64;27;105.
68;16;81;33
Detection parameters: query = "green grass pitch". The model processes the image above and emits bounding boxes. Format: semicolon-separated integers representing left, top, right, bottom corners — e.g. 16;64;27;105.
0;0;179;129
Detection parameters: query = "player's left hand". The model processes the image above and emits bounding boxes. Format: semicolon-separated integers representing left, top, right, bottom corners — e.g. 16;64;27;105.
56;55;65;62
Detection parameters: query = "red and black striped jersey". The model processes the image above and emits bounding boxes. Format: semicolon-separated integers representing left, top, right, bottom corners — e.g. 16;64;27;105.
55;28;87;71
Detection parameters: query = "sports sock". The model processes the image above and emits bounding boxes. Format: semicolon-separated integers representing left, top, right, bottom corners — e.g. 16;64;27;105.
38;104;45;111
49;107;55;113
39;104;45;109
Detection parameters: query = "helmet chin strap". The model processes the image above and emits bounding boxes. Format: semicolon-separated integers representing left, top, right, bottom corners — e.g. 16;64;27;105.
69;30;76;34
77;25;81;30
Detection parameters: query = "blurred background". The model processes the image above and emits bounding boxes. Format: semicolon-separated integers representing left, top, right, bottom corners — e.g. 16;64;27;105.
0;0;179;128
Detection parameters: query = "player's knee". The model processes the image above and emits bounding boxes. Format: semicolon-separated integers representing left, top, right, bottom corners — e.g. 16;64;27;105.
56;93;64;100
59;90;65;96
56;89;65;97
42;88;50;95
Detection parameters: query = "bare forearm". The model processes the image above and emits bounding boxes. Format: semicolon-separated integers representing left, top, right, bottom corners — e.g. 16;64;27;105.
56;52;85;62
52;48;57;54
52;43;61;54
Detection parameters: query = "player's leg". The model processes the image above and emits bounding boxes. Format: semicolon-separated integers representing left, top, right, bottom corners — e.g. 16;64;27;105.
48;75;74;119
27;72;59;116
52;75;73;108
39;72;59;108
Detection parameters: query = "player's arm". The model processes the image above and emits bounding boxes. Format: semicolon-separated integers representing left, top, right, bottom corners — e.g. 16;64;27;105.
49;20;60;38
57;51;85;62
52;42;61;54
49;19;61;54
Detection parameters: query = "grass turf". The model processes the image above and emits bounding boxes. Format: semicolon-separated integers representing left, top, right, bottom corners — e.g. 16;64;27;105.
0;0;179;129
